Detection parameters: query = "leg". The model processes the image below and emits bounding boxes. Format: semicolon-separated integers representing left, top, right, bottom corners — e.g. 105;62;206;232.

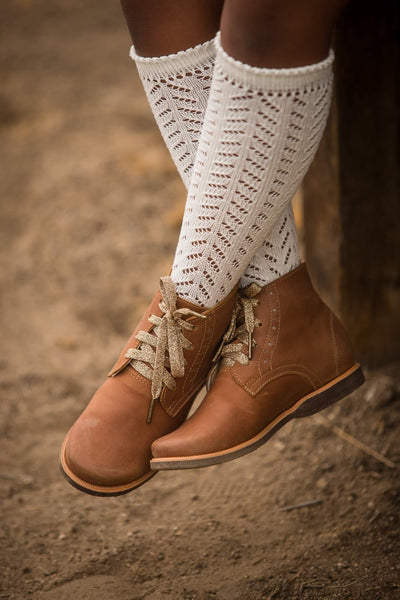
226;0;352;288
152;0;365;468
221;0;350;67
60;0;238;497
170;0;345;306
120;0;223;56
125;0;223;186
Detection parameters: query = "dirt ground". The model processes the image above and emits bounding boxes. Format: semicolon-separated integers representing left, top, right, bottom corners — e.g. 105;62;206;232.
1;2;400;599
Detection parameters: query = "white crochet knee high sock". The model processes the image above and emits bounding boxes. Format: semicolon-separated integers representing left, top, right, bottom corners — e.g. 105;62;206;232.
131;40;215;185
171;34;334;307
131;40;300;293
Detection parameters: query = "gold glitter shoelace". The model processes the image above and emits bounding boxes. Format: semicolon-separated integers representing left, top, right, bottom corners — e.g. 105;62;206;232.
213;283;261;369
124;276;206;423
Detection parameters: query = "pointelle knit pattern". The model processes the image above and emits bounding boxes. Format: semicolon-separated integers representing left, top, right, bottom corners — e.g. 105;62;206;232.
171;33;334;307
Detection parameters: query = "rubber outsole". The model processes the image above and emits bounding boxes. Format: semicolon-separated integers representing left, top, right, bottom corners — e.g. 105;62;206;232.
60;433;156;497
150;363;365;471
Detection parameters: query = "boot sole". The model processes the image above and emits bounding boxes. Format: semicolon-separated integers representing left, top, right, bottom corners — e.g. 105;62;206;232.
60;432;156;497
150;363;365;471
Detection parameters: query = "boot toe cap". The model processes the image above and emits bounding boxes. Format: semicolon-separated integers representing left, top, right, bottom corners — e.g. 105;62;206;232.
61;379;154;489
63;416;151;488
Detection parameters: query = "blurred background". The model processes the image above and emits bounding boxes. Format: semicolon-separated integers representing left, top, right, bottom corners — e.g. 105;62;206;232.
1;1;399;599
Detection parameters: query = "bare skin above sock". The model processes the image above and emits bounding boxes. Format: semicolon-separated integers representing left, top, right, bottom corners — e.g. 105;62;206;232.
170;34;334;307
131;38;301;294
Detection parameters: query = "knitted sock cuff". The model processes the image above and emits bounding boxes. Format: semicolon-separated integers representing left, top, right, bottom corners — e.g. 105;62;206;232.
215;32;334;92
130;38;216;79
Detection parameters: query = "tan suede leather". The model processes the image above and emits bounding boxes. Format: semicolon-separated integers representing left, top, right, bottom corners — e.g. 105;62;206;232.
61;282;237;494
151;264;363;465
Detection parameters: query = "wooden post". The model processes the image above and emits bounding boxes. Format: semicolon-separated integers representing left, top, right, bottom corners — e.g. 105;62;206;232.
303;0;400;368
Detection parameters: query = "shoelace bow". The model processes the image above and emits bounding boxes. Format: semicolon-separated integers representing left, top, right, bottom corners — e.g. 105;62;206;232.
213;282;262;368
124;276;206;423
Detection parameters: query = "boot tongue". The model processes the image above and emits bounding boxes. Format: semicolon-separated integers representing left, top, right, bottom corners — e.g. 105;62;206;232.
126;276;207;422
109;280;207;376
213;282;261;367
240;283;261;359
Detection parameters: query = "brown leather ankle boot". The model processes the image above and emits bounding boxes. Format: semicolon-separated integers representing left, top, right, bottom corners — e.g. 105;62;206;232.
60;277;237;495
151;264;365;470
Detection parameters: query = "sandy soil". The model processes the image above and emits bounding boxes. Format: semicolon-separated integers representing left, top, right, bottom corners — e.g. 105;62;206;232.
1;2;400;599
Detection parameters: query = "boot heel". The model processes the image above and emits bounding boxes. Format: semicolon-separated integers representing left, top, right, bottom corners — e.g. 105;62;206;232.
294;364;365;419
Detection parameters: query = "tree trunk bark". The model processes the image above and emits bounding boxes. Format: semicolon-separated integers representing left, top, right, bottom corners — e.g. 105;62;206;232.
303;0;400;367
